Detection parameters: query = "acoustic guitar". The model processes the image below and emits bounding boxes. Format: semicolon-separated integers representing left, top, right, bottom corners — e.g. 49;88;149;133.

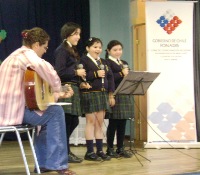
24;68;55;111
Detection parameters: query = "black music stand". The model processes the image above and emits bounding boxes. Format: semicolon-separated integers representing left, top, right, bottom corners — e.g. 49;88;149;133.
113;71;160;96
113;71;160;166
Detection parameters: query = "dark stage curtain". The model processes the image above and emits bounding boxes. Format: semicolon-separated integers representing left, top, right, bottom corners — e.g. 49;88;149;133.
193;1;200;141
0;0;90;65
0;0;89;140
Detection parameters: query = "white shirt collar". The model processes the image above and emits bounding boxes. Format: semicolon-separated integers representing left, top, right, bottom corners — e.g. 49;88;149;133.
108;55;120;65
66;41;72;47
87;53;100;65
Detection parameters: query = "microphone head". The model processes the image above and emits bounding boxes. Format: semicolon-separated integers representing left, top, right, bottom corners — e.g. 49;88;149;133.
123;64;128;69
77;64;83;69
100;64;105;70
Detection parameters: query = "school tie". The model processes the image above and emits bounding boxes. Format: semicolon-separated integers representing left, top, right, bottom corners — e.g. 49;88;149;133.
117;59;123;68
96;60;101;67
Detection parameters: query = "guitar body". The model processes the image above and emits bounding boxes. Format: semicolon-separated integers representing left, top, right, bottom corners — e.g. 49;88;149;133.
24;69;55;111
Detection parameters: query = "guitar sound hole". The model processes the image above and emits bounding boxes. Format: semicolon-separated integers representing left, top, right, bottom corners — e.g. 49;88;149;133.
49;86;53;95
41;80;44;100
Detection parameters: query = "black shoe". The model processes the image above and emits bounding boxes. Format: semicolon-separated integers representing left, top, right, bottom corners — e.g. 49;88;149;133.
70;151;83;161
106;148;120;158
68;151;83;163
96;151;111;160
84;152;102;161
116;148;132;158
34;167;52;173
34;168;76;175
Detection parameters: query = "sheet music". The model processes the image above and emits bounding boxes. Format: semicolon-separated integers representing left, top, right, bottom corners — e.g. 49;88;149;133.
46;102;72;106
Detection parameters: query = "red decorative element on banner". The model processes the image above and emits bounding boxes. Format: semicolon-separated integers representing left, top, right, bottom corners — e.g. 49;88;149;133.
156;10;182;35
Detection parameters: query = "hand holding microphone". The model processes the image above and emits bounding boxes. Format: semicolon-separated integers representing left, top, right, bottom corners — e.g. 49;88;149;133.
77;64;86;81
98;64;105;90
122;64;129;77
97;64;105;83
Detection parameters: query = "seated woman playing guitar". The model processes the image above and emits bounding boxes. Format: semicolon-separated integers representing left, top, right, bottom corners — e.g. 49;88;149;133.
0;27;76;175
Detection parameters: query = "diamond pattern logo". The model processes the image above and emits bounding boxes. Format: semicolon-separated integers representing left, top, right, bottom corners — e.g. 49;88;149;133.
148;103;196;141
156;9;182;34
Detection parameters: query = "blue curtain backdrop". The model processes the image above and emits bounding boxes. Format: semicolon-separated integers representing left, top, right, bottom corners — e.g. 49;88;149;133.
0;0;89;140
0;0;90;65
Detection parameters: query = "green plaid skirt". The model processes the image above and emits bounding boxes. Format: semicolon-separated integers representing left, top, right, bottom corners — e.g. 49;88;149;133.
58;84;82;116
106;94;134;119
80;91;111;114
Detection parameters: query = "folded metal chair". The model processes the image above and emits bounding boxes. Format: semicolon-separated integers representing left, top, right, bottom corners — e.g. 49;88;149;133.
0;125;40;175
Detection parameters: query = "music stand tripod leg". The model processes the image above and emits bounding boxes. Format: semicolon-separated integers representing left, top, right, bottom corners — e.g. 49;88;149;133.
128;117;151;166
128;118;136;152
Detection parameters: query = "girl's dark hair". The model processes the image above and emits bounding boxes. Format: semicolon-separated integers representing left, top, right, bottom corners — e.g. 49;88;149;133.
61;22;81;40
105;40;123;59
21;27;50;47
60;22;81;60
83;37;103;55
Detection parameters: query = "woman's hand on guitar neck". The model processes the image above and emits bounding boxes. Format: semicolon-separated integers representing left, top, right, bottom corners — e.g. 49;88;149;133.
59;84;74;99
54;84;74;101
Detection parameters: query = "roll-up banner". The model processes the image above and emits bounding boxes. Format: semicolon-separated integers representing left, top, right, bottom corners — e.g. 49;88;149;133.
145;1;199;148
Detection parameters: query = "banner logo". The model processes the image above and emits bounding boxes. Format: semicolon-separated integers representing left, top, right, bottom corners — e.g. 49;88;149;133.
148;103;196;141
156;9;182;34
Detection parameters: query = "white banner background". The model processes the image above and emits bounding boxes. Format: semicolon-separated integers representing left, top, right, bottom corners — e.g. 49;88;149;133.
145;2;198;148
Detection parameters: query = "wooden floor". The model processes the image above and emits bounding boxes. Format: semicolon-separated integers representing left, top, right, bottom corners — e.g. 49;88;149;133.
1;141;200;175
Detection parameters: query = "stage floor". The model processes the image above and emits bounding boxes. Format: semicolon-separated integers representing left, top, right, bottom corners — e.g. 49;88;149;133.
0;141;200;175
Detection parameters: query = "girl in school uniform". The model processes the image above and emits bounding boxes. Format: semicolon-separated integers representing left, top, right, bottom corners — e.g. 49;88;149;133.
54;22;89;163
105;40;133;158
80;37;115;161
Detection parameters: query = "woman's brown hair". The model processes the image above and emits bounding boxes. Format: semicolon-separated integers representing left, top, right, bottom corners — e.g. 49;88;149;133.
21;27;50;47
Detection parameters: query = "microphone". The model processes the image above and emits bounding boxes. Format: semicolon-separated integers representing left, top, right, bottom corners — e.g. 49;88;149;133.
122;64;129;77
99;64;105;85
77;63;83;69
123;64;128;69
77;64;86;82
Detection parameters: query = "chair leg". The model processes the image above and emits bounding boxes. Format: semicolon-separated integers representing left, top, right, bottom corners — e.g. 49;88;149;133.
27;129;41;174
0;133;5;146
14;128;30;175
32;128;35;143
